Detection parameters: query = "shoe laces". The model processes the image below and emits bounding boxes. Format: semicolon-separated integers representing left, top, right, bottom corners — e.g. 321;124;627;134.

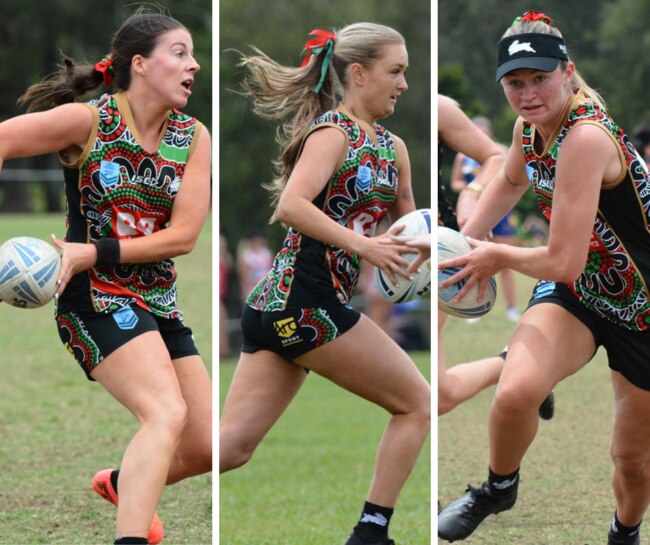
462;482;498;517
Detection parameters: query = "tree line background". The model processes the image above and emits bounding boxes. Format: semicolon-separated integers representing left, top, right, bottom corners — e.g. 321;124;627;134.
0;0;211;213
219;0;432;249
439;0;650;218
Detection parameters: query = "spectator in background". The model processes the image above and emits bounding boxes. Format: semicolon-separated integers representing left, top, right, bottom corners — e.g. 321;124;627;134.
236;229;273;306
220;230;234;357
450;115;520;323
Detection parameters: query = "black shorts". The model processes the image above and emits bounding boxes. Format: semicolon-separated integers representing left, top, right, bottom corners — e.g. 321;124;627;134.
528;280;650;390
56;305;199;380
241;303;361;361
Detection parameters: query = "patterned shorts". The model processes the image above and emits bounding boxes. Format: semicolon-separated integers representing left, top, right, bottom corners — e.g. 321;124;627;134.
240;303;361;361
56;305;199;380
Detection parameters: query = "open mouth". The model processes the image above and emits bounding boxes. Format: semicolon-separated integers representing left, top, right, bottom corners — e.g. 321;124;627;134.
181;79;194;91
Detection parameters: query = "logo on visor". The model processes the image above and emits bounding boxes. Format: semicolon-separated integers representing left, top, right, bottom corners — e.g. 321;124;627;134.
508;40;536;56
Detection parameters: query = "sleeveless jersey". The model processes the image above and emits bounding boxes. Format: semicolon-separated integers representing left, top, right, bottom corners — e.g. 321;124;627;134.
522;97;650;331
247;108;399;311
57;92;203;318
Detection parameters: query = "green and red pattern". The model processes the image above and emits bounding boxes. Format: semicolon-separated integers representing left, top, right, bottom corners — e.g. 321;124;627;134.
58;312;102;374
298;307;339;347
63;93;199;318
248;109;398;311
522;100;650;331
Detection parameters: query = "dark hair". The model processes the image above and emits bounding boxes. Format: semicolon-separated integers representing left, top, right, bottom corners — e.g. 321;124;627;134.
18;6;185;112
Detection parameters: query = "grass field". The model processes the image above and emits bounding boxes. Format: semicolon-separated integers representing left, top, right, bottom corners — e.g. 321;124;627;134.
438;273;616;545
0;214;212;545
219;351;431;545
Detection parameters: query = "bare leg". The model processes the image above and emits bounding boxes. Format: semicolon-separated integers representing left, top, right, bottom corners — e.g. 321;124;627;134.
610;372;650;527
296;314;430;507
220;350;308;473
166;355;212;484
438;310;503;415
91;332;187;538
489;304;595;475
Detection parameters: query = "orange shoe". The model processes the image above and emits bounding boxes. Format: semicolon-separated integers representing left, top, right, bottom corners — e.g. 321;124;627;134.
92;468;165;545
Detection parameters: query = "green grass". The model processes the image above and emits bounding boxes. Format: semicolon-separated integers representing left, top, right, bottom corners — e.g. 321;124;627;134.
219;352;431;545
0;214;212;545
438;274;615;545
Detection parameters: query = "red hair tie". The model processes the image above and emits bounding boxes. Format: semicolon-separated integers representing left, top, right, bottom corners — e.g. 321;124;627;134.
513;11;552;26
300;29;337;68
94;54;114;86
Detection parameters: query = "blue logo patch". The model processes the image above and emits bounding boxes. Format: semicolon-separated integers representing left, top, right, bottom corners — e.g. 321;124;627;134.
533;281;556;299
100;161;121;188
113;307;139;330
356;165;373;193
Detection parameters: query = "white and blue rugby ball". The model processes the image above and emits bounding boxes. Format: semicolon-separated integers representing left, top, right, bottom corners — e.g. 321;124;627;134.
438;226;496;318
375;208;432;304
0;237;61;308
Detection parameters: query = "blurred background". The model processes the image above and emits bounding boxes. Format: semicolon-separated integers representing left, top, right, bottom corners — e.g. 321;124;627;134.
0;0;211;213
219;0;432;356
0;3;212;544
439;0;650;232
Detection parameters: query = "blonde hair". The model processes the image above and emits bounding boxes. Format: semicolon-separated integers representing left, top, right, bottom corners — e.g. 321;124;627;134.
238;22;405;219
502;20;606;111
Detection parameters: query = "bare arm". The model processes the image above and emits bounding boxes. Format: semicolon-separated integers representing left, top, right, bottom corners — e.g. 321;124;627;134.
0;103;93;164
53;126;212;295
387;134;417;222
441;122;618;300
438;95;506;226
461;119;530;239
275;127;411;282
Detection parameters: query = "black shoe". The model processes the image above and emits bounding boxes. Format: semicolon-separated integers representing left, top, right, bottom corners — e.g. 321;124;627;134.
608;528;641;545
538;391;555;420
345;533;395;545
438;482;517;542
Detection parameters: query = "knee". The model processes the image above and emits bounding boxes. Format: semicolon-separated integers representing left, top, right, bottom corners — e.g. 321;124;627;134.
438;383;458;416
611;448;650;484
493;381;541;415
219;428;257;472
403;386;431;431
144;396;188;444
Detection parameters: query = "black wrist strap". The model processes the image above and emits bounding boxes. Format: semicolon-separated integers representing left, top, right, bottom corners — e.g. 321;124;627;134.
93;238;120;268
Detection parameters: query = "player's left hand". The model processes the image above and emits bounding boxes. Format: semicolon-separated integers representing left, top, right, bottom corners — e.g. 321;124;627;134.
50;234;98;298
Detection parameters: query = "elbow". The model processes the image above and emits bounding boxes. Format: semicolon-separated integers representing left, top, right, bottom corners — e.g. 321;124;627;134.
175;239;197;256
552;260;584;283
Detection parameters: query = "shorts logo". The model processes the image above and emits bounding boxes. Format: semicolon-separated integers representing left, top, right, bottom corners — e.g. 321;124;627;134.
274;317;298;338
113;307;139;330
273;317;303;347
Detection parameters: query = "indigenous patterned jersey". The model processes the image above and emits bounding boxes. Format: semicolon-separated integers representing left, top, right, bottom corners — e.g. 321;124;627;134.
522;96;650;331
57;92;203;318
247;107;399;311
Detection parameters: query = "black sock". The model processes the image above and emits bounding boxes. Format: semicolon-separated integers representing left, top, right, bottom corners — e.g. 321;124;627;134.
114;538;148;544
110;469;120;494
487;467;519;497
611;512;642;540
353;501;394;541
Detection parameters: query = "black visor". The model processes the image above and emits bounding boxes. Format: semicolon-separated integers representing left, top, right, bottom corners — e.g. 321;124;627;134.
496;33;568;82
